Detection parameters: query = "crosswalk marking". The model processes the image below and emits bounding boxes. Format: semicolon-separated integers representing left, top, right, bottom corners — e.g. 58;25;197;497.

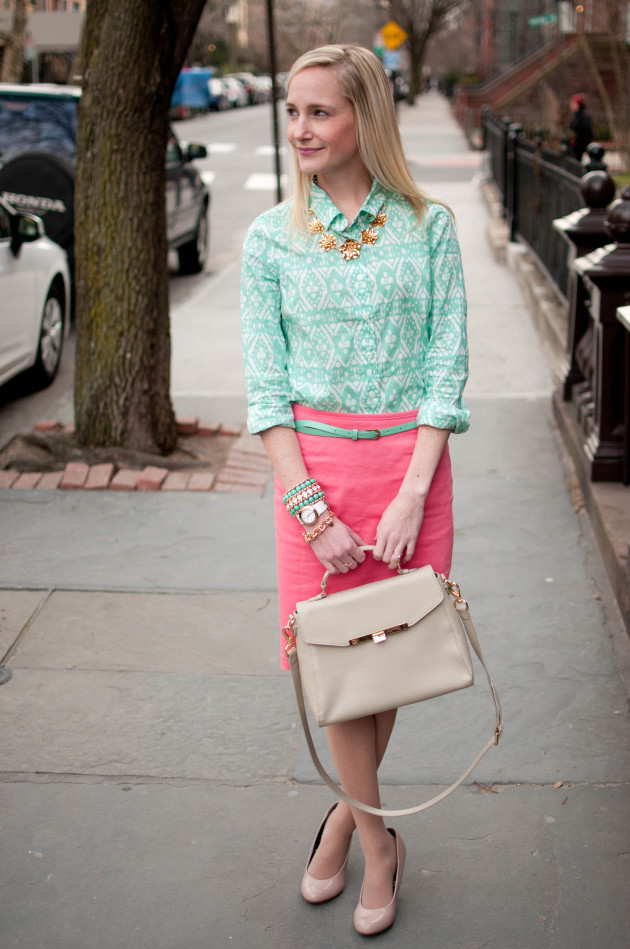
255;145;287;156
244;172;288;191
207;143;237;154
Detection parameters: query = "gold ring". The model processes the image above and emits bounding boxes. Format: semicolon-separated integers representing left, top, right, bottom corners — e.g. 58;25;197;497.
343;560;353;568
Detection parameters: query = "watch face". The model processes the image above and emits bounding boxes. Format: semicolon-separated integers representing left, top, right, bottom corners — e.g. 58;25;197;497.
300;506;318;525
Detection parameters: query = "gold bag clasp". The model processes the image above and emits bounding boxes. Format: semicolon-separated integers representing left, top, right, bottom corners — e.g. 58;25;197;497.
349;622;408;647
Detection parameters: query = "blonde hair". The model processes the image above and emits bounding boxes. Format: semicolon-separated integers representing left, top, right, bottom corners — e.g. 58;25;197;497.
286;44;432;232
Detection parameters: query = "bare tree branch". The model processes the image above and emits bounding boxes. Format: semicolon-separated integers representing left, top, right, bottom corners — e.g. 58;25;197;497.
391;0;469;102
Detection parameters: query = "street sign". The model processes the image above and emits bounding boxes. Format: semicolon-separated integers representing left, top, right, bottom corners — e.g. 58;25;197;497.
527;13;557;26
381;20;408;50
383;50;401;71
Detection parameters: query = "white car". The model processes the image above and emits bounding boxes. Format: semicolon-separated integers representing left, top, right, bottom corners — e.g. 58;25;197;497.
222;76;248;108
0;196;69;389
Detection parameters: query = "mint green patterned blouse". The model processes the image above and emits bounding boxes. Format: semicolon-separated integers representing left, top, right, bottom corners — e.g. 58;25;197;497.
240;179;469;435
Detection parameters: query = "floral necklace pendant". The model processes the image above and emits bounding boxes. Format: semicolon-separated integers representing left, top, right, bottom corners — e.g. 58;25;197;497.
308;203;387;261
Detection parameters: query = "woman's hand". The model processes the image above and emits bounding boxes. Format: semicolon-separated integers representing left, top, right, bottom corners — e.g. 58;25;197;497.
309;516;367;574
372;488;426;569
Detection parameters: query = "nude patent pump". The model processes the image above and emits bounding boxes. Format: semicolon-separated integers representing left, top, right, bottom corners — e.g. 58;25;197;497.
300;802;352;904
353;828;406;936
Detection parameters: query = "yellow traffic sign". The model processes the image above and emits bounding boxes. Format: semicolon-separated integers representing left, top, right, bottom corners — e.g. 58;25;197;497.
382;20;408;50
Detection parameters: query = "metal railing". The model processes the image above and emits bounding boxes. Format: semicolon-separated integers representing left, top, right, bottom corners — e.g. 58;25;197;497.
482;110;585;302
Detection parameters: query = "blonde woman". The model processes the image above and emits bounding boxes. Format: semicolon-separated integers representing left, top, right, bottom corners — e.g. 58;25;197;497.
241;44;469;935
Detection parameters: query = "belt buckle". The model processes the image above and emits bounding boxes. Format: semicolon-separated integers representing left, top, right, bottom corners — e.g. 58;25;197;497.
366;429;381;439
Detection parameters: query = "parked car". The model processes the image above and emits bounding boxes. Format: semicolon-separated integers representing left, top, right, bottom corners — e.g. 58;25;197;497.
222;75;248;109
253;75;273;103
226;72;266;105
0;84;211;279
170;66;214;118
208;77;230;112
0;195;69;389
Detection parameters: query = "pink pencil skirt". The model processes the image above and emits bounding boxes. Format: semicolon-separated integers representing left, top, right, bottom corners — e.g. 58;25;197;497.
275;405;454;670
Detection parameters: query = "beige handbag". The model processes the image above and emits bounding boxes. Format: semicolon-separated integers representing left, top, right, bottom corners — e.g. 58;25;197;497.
283;547;503;816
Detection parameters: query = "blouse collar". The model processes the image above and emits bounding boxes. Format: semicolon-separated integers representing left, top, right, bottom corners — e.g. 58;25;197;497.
309;178;388;231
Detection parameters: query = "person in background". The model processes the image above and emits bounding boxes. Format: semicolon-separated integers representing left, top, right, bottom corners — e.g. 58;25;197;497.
569;93;593;161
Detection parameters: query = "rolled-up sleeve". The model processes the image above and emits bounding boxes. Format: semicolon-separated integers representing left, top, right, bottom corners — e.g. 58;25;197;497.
416;204;470;434
241;219;295;434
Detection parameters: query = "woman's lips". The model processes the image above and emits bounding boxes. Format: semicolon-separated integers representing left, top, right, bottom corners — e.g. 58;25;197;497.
298;147;322;156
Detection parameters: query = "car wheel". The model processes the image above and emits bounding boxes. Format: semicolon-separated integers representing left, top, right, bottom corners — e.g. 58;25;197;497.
177;203;209;275
30;282;64;389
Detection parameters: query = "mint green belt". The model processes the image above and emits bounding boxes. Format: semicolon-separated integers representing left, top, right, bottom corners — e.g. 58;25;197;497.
294;419;418;440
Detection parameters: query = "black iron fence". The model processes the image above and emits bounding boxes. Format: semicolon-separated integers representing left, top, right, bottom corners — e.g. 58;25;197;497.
482;109;587;302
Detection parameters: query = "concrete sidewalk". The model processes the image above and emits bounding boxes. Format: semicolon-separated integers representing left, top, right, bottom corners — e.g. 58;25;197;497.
1;93;629;949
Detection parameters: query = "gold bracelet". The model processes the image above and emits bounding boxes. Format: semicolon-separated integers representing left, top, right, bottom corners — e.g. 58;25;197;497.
303;511;335;543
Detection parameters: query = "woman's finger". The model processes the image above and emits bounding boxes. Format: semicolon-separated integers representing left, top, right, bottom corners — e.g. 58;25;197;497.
387;547;405;570
348;529;367;562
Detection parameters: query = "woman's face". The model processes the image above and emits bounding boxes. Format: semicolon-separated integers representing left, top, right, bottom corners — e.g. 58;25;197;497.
286;66;364;182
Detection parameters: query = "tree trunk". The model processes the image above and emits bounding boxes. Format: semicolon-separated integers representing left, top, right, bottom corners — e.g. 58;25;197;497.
74;0;205;454
392;1;460;105
407;27;430;104
0;0;27;83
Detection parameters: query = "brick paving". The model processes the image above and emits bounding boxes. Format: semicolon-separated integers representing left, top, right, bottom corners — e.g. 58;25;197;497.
0;420;272;495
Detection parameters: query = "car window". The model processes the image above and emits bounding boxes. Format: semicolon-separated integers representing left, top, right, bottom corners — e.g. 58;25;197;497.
0;204;10;239
0;97;78;165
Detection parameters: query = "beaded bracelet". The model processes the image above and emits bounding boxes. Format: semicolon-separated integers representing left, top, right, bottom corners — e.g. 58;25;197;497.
303;511;335;543
283;478;326;517
289;489;326;516
282;478;316;506
285;484;322;511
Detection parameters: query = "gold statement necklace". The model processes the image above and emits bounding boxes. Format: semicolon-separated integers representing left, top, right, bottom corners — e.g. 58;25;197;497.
308;202;387;261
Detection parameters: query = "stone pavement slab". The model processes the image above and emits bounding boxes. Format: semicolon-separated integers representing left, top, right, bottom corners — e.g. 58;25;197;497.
0;782;628;949
8;590;281;676
0;589;45;657
0;488;276;591
0;668;297;781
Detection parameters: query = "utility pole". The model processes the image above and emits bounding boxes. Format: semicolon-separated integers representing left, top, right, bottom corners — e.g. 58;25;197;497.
265;0;283;204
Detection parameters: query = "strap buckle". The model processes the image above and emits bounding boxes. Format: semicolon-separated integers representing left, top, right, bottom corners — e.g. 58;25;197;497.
282;614;297;653
364;429;381;439
445;578;469;609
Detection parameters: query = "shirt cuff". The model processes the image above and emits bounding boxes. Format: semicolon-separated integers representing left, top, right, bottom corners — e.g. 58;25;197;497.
247;405;296;435
416;400;470;434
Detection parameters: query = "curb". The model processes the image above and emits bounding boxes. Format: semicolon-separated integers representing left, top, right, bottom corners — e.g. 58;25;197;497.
0;418;272;495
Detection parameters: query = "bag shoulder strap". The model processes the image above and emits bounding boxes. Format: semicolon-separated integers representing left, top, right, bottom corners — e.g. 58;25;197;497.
286;598;503;818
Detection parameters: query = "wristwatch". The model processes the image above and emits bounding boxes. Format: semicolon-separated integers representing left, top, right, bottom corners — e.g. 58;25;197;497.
296;499;329;526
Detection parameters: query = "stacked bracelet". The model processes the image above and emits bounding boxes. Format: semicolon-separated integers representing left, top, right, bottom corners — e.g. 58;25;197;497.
290;490;325;516
282;478;316;506
303;511;335;543
283;478;326;517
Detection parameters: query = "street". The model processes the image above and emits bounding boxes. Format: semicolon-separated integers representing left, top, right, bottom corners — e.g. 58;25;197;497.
0;101;283;445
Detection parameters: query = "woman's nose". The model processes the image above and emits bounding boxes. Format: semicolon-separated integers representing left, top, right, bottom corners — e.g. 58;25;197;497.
294;115;311;139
